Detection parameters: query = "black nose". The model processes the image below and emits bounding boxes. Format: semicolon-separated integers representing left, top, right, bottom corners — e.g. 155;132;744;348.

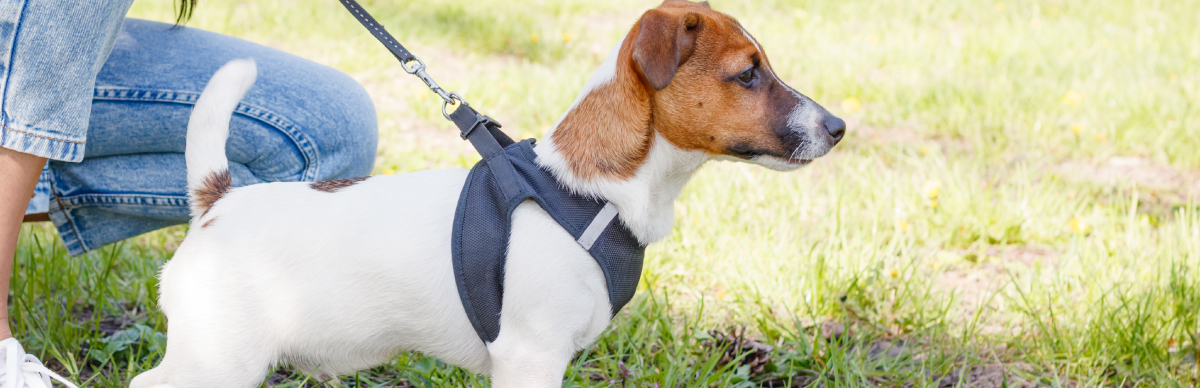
823;115;846;143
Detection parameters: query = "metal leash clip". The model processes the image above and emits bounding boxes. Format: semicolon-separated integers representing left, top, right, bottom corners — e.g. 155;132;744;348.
401;56;467;120
339;0;474;125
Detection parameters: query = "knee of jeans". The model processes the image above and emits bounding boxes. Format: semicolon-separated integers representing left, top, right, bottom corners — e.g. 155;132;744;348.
307;73;378;180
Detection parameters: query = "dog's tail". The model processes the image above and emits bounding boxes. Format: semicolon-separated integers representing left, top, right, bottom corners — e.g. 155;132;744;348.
185;59;257;219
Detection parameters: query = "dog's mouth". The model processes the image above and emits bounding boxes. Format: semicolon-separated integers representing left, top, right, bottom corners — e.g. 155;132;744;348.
724;143;817;170
782;157;813;166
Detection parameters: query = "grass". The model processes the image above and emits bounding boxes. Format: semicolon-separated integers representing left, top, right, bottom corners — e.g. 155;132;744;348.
11;0;1199;386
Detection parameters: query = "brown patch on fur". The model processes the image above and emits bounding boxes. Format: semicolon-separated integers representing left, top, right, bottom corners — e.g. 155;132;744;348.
648;4;799;159
551;0;808;179
310;176;370;193
193;170;232;216
202;217;217;228
551;36;654;180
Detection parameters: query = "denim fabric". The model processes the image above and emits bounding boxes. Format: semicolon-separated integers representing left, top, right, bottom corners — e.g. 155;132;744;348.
21;19;377;255
0;0;134;162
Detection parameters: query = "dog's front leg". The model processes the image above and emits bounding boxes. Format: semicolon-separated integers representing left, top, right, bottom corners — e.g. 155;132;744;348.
486;332;575;388
485;202;614;387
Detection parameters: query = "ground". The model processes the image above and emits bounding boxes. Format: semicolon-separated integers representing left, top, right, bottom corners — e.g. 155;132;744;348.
11;0;1199;386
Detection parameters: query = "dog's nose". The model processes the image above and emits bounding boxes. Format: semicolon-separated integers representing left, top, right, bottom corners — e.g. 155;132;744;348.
823;115;846;143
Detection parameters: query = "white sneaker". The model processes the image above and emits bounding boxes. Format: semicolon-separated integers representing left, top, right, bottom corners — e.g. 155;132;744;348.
0;338;78;388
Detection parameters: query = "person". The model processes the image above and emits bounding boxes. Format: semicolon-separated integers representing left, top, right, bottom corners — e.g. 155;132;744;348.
0;1;378;386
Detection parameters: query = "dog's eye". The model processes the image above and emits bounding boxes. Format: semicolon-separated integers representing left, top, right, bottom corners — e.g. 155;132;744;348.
737;68;755;85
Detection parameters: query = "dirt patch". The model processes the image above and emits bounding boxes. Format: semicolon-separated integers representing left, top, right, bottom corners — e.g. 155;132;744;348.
1055;157;1200;194
1054;157;1200;219
932;247;1059;334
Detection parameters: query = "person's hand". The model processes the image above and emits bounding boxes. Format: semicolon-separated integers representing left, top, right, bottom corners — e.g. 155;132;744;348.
0;146;47;339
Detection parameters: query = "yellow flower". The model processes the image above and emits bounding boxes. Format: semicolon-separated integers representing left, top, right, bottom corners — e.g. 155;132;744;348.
994;2;1005;11
895;219;909;232
530;33;539;43
562;33;572;43
1069;217;1091;234
382;168;395;175
841;97;862;113
930;199;938;209
1096;133;1107;142
922;179;941;199
1071;124;1084;135
1061;90;1084;105
1170;74;1178;83
918;146;931;156
889;269;900;279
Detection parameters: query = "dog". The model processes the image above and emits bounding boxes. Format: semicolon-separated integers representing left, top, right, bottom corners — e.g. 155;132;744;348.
130;1;844;387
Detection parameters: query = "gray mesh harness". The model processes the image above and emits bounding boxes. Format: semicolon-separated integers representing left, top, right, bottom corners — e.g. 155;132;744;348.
448;109;646;344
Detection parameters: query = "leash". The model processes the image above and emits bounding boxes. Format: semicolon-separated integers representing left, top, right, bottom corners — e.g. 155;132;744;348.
337;0;520;191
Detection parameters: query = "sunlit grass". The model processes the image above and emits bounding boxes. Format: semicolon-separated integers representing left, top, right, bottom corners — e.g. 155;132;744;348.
9;0;1198;386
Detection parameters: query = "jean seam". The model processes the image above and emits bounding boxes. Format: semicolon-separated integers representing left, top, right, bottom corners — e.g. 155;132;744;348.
54;193;189;207
93;86;322;181
1;0;30;124
1;124;87;144
47;176;89;254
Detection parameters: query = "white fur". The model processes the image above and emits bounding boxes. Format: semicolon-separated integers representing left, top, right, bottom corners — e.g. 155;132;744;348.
134;22;833;386
132;58;617;388
185;59;256;218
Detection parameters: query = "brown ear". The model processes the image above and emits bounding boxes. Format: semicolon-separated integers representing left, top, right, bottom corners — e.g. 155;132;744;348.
632;10;701;91
698;1;711;8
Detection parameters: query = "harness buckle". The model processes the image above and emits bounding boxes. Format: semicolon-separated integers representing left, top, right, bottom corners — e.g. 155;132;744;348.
458;113;503;140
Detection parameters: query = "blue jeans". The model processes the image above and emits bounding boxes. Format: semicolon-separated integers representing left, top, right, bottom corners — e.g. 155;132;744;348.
24;19;377;255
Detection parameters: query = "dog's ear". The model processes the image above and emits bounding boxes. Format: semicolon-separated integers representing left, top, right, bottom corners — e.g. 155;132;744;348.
698;1;711;8
632;10;701;91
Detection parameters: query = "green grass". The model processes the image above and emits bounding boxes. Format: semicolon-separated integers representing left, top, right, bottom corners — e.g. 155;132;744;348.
12;0;1200;386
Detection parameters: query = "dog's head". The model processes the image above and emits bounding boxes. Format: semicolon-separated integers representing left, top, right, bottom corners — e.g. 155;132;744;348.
637;0;844;171
548;0;844;180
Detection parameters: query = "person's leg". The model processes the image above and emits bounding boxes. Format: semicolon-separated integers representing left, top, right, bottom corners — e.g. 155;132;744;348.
42;19;377;255
0;148;48;340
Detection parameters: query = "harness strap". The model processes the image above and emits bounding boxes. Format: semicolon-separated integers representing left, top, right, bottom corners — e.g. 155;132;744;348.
448;104;523;198
576;202;619;250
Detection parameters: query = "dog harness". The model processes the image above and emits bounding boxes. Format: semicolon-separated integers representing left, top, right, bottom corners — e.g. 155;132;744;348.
338;0;645;344
447;109;646;344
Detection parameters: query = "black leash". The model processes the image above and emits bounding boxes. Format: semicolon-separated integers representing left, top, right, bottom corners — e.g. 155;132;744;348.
337;0;517;175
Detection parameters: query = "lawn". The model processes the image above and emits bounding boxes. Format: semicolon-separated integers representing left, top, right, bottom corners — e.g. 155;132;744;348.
13;0;1199;386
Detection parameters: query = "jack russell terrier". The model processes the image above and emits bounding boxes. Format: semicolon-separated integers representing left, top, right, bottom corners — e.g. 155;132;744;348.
131;1;845;387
